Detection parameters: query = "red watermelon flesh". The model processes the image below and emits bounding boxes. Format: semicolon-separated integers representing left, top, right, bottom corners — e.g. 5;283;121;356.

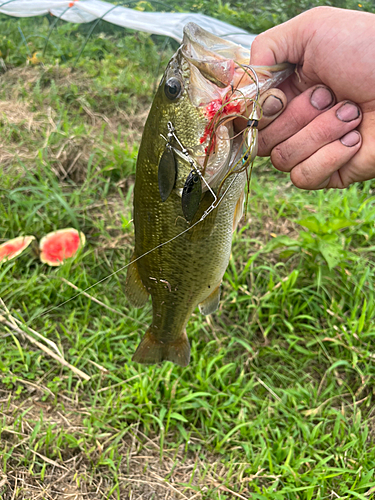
0;236;35;263
39;228;85;266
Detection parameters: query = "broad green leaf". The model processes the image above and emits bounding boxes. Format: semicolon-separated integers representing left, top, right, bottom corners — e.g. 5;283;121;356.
297;216;322;233
329;217;356;231
318;241;342;269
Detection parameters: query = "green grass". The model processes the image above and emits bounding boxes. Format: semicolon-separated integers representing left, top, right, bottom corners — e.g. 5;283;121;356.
1;3;375;499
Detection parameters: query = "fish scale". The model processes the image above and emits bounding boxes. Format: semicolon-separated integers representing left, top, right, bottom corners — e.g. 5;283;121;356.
124;23;293;366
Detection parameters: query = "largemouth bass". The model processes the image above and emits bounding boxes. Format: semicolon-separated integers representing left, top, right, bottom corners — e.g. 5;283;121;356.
125;23;292;366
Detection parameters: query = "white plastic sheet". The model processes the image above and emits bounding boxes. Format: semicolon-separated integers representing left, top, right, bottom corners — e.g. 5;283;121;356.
0;0;256;48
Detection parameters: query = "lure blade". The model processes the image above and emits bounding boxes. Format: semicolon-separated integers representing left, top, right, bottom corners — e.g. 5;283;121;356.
158;146;177;202
246;124;258;162
182;170;202;222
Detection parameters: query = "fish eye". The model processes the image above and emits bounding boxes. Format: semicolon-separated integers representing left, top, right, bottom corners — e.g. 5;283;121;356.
164;78;183;100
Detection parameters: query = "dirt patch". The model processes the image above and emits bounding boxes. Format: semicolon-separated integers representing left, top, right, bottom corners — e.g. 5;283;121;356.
0;100;41;130
0;65;150;182
0;387;267;499
0;99;45;168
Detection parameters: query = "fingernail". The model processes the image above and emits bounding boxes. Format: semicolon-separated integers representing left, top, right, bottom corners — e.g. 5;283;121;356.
340;130;360;147
336;102;360;122
262;95;283;116
310;86;334;110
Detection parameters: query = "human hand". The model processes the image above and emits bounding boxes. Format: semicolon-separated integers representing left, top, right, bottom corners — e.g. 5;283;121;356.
250;6;375;189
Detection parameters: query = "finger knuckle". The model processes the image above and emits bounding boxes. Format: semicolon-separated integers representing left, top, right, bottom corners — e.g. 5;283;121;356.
286;105;309;134
308;123;336;144
310;5;335;15
257;132;271;156
338;171;351;188
290;164;316;189
251;35;265;52
271;143;292;171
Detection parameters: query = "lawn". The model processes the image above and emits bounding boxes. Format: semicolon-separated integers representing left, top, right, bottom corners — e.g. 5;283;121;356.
1;2;375;499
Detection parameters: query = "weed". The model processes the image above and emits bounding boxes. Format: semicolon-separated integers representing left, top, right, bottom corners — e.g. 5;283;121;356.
1;2;375;499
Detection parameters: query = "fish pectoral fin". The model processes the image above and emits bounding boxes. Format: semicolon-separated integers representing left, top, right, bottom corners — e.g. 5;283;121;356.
233;189;245;233
124;254;149;308
199;284;221;316
132;330;190;367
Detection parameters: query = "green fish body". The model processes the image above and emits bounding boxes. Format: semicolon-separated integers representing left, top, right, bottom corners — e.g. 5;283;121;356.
125;23;293;366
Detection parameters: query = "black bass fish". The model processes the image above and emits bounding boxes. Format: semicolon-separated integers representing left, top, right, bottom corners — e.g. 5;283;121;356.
125;23;292;366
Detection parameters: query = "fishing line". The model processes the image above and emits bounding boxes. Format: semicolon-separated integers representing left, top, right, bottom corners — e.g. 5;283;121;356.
28;64;262;323
29;170;242;323
160;122;218;205
28;168;249;324
201;93;249;176
200;63;260;178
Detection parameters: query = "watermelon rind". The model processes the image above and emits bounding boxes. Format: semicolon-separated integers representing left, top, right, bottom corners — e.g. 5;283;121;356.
39;228;86;267
0;235;36;263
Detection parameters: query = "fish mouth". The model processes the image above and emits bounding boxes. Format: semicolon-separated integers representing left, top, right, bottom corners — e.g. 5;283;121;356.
181;22;251;88
180;23;293;190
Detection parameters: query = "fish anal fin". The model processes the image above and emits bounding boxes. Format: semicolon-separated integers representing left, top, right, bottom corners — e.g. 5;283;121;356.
199;284;221;315
233;189;245;233
124;255;149;308
132;330;190;367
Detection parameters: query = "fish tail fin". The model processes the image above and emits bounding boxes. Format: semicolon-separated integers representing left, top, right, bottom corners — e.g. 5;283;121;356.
132;330;190;367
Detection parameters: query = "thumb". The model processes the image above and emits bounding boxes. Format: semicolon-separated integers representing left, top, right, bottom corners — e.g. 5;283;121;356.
249;6;345;67
250;13;307;67
249;8;339;93
250;29;289;67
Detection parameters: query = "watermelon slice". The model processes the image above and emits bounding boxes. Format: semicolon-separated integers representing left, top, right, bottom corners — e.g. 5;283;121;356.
0;235;35;263
39;228;85;266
